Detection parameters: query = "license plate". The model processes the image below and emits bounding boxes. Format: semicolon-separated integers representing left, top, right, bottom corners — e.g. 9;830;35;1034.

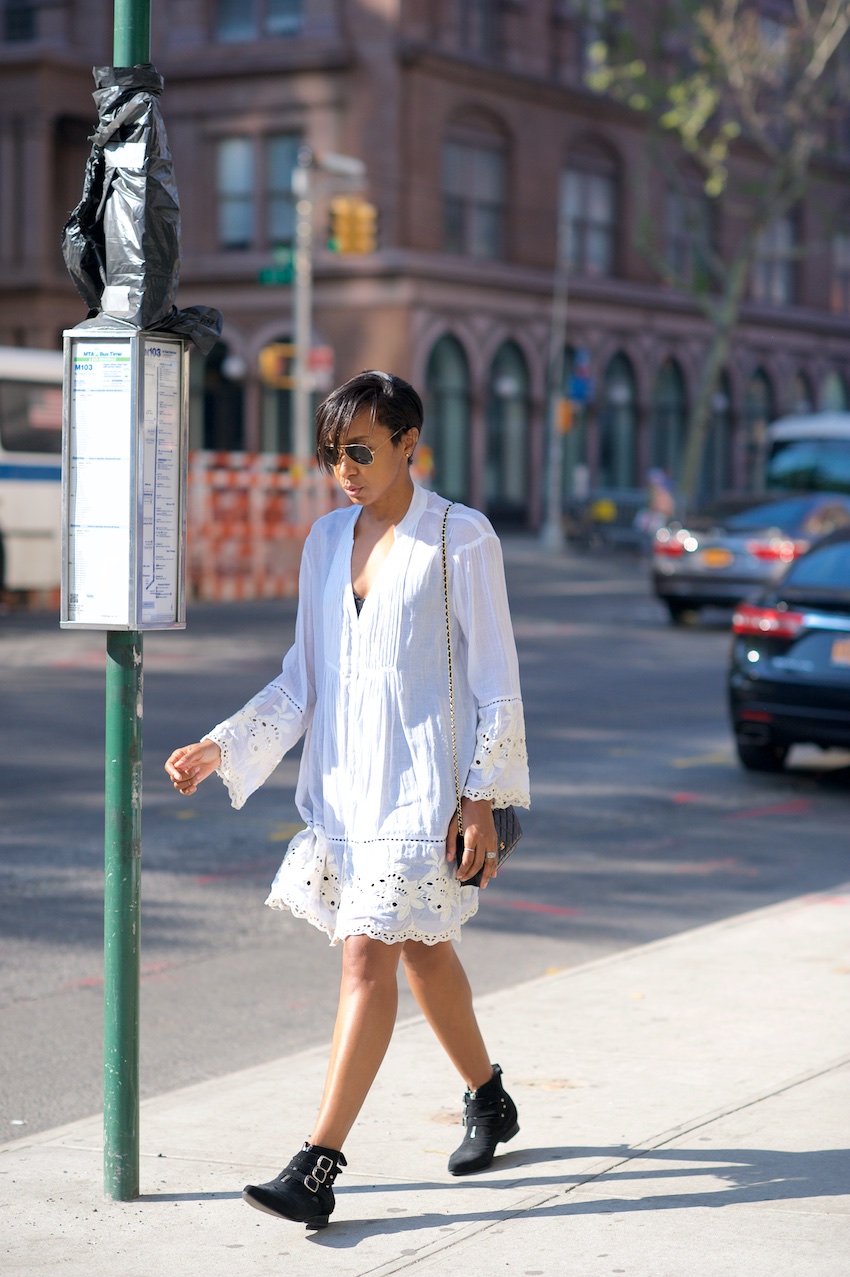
701;548;733;568
831;639;850;666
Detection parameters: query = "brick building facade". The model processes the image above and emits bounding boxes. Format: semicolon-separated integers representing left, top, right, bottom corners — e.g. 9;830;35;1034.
1;0;849;525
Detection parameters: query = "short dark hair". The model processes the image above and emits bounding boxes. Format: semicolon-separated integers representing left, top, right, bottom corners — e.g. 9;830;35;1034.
315;370;423;473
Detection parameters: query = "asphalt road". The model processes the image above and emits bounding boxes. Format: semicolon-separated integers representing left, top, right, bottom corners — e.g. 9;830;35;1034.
1;538;848;1142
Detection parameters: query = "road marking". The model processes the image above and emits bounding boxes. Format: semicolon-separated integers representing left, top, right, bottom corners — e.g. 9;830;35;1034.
724;798;812;821
196;860;280;884
270;823;305;842
513;620;580;638
490;898;580;917
672;751;733;769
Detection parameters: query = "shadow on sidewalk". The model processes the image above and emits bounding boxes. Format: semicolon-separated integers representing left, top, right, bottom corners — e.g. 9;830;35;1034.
299;1143;850;1249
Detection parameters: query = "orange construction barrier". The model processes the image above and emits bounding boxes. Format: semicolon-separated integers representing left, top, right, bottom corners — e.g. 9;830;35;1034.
188;452;342;601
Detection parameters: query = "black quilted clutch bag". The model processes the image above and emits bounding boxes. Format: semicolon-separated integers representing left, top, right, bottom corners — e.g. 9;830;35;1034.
459;805;523;888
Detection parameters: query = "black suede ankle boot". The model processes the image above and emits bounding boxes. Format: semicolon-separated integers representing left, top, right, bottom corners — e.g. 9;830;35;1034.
447;1064;519;1175
242;1142;346;1228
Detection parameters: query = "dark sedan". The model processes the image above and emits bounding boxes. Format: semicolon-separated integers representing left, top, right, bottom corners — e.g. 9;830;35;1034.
728;528;850;771
652;492;850;623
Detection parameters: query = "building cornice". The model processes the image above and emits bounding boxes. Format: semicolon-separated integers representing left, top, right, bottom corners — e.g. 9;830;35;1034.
158;42;354;83
396;42;635;126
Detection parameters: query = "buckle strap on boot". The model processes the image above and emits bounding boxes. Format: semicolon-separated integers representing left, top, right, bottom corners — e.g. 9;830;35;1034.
286;1143;346;1195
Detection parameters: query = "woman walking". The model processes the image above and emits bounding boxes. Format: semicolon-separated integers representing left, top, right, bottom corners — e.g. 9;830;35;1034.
164;370;529;1228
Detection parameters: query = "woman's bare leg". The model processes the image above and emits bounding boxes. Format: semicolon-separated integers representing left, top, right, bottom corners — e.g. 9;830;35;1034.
401;940;493;1090
309;935;401;1150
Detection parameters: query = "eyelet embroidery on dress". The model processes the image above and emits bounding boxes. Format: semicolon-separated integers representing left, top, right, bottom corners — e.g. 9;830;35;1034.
266;833;479;945
462;697;529;807
207;675;306;809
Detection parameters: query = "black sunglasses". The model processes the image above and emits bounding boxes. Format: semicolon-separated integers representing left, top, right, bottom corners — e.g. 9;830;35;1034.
322;429;403;468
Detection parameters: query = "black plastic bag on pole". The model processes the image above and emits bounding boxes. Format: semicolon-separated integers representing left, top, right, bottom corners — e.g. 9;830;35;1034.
61;64;221;354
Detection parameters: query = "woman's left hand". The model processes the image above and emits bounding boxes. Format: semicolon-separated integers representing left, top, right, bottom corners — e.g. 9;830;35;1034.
446;797;499;888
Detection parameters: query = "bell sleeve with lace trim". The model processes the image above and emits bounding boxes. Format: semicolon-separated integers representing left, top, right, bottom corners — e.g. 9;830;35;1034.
205;535;319;810
450;526;530;810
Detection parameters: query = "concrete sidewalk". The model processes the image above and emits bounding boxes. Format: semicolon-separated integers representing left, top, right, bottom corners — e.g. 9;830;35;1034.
2;887;848;1277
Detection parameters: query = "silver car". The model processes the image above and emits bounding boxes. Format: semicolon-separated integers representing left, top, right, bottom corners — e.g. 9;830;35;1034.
652;492;850;624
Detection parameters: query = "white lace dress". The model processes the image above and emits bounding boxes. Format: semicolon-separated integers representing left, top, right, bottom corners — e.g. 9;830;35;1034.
206;482;530;946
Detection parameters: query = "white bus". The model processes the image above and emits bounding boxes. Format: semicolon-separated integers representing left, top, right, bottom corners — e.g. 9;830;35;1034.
764;411;850;495
0;346;64;593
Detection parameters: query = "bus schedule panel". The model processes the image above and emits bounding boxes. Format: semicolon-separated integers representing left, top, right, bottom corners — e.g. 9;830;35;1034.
61;331;188;630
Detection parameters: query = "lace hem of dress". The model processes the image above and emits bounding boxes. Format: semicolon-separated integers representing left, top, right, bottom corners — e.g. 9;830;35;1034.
266;891;480;947
207;729;247;810
464;697;530;807
462;785;532;807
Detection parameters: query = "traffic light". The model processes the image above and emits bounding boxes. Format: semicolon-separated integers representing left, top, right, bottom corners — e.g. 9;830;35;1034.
329;197;378;254
258;342;296;389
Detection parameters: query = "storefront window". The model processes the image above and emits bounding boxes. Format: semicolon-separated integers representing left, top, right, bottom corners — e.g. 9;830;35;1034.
744;367;774;488
598;353;637;489
425;335;471;502
194;341;244;451
791;371;814;414
820;371;849;411
486;341;529;521
650;358;687;482
704;372;733;498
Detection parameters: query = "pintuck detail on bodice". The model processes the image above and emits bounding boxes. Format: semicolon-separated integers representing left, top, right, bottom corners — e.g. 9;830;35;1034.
206;483;530;946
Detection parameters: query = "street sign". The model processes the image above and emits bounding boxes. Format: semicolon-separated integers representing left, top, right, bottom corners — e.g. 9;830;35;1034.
258;246;295;286
307;344;334;390
570;374;595;404
258;264;294;286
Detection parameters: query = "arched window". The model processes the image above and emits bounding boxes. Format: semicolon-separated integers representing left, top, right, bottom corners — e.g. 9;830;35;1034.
561;139;618;277
791;371;814;414
744;368;774;488
820;371;848;411
831;215;850;315
260;333;294;454
442;115;507;260
599;353;637;488
425;335;471;502
705;371;733;497
650;358;687;482
190;341;245;451
486;341;530;520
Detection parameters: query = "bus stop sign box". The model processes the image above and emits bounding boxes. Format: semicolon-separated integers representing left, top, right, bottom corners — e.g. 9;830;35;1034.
61;318;189;630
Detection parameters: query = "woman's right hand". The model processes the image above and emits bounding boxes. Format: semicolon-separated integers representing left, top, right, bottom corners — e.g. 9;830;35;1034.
164;738;222;796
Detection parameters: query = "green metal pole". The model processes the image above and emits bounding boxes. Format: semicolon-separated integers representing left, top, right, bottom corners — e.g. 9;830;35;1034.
103;0;150;1202
113;0;150;64
103;631;143;1199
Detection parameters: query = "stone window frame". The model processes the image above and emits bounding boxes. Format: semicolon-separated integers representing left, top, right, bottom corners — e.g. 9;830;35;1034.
751;212;798;307
663;182;713;289
441;115;509;261
214;131;301;252
561;139;619;278
831;213;850;316
213;0;303;43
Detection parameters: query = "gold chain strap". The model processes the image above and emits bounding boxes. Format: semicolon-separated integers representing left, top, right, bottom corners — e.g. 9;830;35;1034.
441;503;464;838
